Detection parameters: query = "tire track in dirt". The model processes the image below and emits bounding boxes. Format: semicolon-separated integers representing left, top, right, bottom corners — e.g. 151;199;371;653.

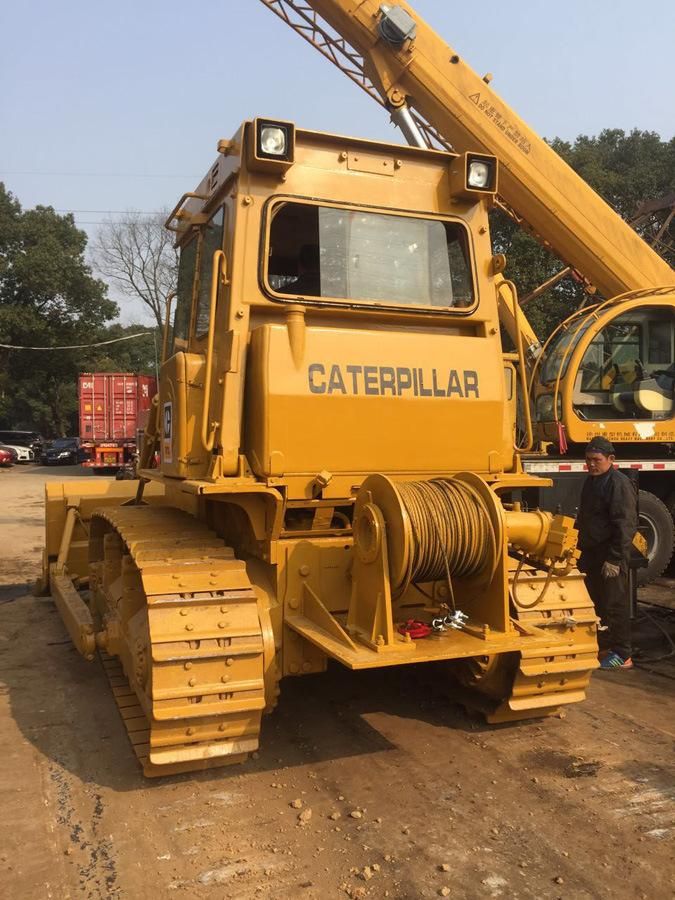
48;763;119;897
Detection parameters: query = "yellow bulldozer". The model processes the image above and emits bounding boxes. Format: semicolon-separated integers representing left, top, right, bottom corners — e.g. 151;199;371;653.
41;116;599;776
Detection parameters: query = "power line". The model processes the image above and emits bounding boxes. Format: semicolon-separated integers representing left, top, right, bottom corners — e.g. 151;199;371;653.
56;209;162;214
0;332;156;351
0;170;199;178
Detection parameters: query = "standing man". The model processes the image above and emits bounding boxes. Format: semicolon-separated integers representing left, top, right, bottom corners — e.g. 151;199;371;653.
576;437;638;670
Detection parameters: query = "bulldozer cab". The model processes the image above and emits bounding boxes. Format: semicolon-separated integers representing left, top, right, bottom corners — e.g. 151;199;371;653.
533;293;675;447
160;120;517;493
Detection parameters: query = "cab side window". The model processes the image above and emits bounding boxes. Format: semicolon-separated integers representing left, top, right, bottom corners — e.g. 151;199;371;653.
172;236;198;352
573;310;675;420
195;208;225;338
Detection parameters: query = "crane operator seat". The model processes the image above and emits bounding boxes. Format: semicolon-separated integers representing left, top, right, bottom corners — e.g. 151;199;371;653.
612;363;675;417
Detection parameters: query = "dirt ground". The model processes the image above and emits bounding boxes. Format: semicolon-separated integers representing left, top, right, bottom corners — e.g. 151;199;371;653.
1;466;674;900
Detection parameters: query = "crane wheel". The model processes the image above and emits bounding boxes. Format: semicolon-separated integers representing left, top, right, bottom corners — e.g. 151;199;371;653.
88;505;279;777
637;490;674;585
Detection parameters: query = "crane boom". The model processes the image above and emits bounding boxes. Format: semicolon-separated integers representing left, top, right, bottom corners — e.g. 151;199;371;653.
260;0;674;298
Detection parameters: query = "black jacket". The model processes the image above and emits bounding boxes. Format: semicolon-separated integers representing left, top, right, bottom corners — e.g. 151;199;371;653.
576;467;637;565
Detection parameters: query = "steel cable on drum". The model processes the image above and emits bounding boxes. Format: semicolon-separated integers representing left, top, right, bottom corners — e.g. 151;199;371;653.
395;479;494;591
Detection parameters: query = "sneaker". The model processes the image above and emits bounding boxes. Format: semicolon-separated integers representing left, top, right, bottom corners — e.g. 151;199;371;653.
599;652;633;670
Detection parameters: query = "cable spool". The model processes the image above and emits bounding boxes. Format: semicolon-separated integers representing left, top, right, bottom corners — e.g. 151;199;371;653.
397;478;493;584
354;473;503;598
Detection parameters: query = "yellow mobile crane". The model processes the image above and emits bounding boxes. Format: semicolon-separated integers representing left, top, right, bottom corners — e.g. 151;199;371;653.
42;122;600;773
260;0;675;581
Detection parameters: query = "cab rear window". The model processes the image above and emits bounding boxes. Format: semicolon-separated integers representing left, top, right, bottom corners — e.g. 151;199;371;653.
266;202;475;311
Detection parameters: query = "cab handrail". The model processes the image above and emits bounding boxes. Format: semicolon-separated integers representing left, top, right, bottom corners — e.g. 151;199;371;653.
165;192;208;233
201;250;228;453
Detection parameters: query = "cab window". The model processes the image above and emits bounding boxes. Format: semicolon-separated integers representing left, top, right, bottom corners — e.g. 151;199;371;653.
172;236;198;352
195;208;225;337
266;202;474;310
573;309;675;420
540;316;594;385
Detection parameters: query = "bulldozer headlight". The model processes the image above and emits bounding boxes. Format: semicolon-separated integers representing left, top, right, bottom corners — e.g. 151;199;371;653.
467;159;491;189
255;119;294;161
248;118;295;174
466;154;496;192
449;151;498;200
260;125;287;157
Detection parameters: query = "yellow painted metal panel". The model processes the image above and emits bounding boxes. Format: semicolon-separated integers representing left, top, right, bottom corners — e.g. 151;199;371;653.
247;322;507;476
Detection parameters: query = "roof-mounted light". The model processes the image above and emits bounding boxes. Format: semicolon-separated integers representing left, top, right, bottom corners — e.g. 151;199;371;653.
260;125;287;157
467;159;492;189
449;151;499;200
247;118;295;174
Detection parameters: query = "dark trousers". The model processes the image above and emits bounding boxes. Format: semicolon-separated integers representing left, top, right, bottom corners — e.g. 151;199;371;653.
583;562;632;659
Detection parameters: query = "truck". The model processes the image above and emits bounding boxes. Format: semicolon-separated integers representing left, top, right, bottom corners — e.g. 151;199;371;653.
78;373;157;473
259;0;675;584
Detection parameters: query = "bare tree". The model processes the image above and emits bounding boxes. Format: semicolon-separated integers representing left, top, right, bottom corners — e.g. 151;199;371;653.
93;211;178;329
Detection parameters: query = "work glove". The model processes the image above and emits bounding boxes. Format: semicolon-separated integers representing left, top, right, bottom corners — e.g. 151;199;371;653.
601;561;621;579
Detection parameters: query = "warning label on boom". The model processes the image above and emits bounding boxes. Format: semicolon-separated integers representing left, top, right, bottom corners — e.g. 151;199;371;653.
469;92;531;155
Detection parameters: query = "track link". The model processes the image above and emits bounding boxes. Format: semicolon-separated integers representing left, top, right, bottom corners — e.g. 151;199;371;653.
487;563;599;723
89;506;274;776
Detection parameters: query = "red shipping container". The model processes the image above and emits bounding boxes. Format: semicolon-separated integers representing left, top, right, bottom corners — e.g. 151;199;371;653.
78;373;157;444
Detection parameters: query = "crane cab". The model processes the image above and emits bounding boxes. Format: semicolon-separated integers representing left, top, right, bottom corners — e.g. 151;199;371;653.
533;292;675;449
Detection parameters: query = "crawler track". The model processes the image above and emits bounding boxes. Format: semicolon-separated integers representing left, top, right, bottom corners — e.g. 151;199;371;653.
488;563;599;722
89;506;277;776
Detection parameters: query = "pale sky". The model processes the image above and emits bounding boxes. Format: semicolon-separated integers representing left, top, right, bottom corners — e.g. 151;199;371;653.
2;0;673;323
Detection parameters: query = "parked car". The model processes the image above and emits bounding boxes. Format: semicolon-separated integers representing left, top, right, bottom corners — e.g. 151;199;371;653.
0;442;34;463
0;444;19;463
0;447;14;467
0;430;44;455
42;437;82;465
